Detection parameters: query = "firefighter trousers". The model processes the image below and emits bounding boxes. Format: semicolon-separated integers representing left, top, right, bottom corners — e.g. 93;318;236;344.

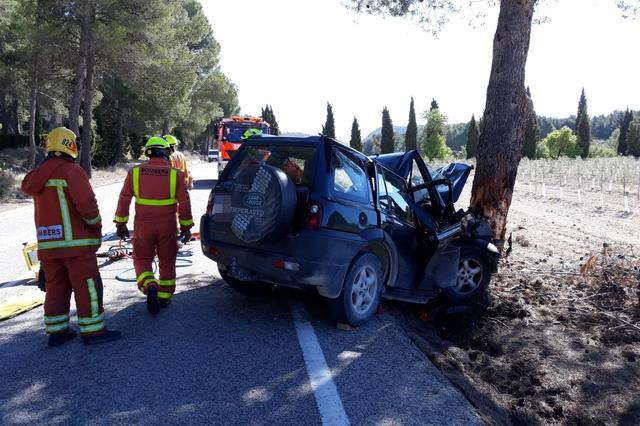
42;254;105;336
133;220;178;300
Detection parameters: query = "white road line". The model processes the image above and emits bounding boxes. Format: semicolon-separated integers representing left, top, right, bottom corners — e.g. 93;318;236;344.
290;302;350;426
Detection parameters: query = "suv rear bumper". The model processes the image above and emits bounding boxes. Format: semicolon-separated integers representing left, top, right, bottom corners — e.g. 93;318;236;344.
200;215;364;298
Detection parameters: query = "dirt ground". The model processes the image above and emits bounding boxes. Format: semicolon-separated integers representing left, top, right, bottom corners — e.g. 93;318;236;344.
395;180;640;425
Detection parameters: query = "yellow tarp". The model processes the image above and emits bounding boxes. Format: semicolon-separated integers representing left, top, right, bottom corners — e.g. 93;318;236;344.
0;290;44;321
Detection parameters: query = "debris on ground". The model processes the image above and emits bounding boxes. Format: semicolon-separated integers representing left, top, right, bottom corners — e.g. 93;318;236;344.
397;244;640;425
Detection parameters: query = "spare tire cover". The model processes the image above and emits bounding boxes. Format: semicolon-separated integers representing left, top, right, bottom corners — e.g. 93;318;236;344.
230;164;297;243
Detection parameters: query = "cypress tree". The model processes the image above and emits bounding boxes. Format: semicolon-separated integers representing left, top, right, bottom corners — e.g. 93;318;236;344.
380;107;395;154
430;98;439;111
522;87;538;159
323;102;335;138
627;117;640;157
466;114;480;158
575;88;591;158
350;117;362;151
618;108;633;155
405;97;417;151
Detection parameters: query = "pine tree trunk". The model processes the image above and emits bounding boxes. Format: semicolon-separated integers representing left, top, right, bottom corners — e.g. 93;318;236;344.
470;0;535;246
68;9;89;137
162;119;169;136
110;99;124;167
28;67;39;169
79;5;95;177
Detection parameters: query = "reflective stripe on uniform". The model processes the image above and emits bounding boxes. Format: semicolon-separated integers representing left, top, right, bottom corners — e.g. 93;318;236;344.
179;218;194;227
46;179;67;187
158;291;172;300
114;215;129;223
46;322;70;333
158;279;176;287
137;271;155;283
132;167;178;206
78;313;104;325
44;313;70;324
84;215;102;225
47;179;73;241
80;322;104;334
37;238;102;250
87;278;99;318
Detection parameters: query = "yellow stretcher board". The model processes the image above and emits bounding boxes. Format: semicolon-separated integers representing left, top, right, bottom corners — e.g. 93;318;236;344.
22;242;40;280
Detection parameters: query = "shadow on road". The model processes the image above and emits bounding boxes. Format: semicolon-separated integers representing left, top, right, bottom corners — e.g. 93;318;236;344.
192;179;217;190
0;280;318;424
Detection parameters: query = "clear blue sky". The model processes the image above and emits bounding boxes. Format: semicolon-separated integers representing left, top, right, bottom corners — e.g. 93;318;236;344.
201;0;640;140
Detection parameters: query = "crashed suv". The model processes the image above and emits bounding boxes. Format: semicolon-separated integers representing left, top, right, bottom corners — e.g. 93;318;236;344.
200;135;499;326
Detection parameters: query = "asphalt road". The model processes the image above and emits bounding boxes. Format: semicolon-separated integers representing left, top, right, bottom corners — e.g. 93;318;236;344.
0;161;482;425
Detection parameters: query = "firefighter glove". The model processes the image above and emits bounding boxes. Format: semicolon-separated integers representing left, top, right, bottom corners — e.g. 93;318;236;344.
116;224;130;240
37;267;46;292
179;229;191;244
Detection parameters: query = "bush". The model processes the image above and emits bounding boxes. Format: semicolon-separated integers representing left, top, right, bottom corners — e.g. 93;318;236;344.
0;169;17;200
542;126;580;158
589;143;617;158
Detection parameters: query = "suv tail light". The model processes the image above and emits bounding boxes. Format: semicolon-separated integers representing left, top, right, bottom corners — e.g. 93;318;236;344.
304;202;322;230
206;191;215;216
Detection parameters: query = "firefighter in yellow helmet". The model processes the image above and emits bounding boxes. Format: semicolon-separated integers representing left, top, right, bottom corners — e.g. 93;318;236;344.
164;134;193;190
114;137;193;313
21;127;121;346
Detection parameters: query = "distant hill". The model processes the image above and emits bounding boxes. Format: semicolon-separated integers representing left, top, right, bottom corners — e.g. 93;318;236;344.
364;126;408;142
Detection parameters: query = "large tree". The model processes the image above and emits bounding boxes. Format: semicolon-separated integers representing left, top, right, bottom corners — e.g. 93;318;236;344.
617;108;633;155
380;106;394;154
405;97;417;151
346;0;639;243
350;116;362;151
627;117;640;157
575;88;591;159
466;114;480;159
322;102;335;138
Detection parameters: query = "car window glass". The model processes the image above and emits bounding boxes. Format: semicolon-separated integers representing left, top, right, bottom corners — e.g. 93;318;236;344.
410;159;429;203
231;145;316;186
331;149;368;202
382;169;411;222
377;169;388;211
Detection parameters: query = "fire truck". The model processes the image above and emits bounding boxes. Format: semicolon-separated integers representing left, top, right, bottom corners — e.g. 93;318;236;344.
215;115;270;176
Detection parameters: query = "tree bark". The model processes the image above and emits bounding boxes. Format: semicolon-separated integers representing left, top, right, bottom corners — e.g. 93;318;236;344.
470;0;535;246
109;99;125;167
162;119;169;136
28;66;39;169
68;4;90;137
79;3;95;177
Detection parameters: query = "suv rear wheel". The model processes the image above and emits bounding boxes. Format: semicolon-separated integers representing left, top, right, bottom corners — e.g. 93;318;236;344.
328;253;383;326
218;265;273;296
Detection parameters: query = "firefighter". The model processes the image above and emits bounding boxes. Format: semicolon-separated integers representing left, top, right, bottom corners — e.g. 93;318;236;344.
21;127;121;346
242;128;262;140
164;134;193;190
114;137;193;314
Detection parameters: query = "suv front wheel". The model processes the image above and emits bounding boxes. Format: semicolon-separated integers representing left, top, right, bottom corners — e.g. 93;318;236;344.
328;253;383;326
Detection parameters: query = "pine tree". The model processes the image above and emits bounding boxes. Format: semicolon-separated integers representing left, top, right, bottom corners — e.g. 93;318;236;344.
466;114;480;158
380;107;394;154
350;117;362;151
405;97;417;151
323;102;335;138
261;105;280;135
430;98;439;111
575;88;591;158
420;106;451;159
618;108;633;155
